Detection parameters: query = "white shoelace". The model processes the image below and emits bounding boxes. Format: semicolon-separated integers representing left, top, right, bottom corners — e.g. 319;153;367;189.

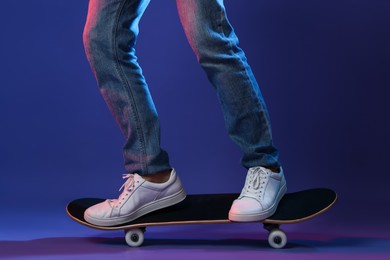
119;173;135;192
109;174;136;205
241;167;269;200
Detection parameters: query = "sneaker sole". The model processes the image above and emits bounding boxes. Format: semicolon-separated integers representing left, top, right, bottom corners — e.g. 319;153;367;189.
84;188;187;226
228;184;287;222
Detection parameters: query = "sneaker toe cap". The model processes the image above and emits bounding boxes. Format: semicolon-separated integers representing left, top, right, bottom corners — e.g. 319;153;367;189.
230;197;264;214
84;200;114;220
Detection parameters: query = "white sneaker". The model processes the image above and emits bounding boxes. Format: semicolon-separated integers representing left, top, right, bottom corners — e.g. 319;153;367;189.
229;166;287;222
84;168;186;226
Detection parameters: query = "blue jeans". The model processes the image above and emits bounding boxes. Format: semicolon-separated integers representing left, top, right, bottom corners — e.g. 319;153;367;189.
83;0;281;175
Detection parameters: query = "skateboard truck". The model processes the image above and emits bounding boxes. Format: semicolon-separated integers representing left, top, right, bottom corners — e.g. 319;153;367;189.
123;223;289;249
263;223;287;249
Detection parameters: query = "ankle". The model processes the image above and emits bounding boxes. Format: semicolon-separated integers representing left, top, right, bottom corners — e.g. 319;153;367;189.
266;166;281;173
143;169;171;183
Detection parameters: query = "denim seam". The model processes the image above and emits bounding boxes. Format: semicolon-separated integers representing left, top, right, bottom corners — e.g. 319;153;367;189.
217;6;261;109
112;0;148;174
226;23;261;111
219;4;225;36
218;5;273;168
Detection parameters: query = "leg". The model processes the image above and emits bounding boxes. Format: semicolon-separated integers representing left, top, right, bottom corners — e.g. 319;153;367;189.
176;0;286;221
82;0;186;226
176;0;280;170
83;0;169;175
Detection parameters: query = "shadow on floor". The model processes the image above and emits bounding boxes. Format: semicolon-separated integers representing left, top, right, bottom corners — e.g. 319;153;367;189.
1;234;389;258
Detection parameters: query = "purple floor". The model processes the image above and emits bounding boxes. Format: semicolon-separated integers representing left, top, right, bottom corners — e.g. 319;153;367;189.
1;202;389;260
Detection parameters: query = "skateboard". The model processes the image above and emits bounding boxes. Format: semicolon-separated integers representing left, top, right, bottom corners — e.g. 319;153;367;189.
67;188;336;249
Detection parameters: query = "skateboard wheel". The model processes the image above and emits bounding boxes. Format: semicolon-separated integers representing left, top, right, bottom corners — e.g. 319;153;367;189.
267;229;287;249
125;229;144;247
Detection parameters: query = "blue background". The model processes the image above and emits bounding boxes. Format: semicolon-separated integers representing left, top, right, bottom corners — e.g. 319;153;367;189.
0;0;389;223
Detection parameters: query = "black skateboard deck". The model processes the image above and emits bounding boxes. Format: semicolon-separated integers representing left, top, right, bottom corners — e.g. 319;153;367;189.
67;188;337;248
